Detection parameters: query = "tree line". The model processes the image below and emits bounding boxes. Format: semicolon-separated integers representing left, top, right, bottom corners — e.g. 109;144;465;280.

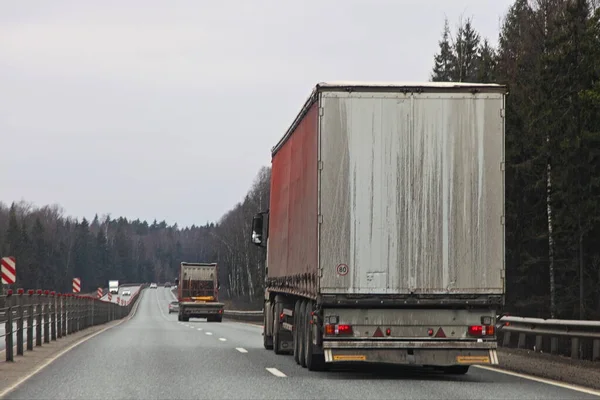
1;0;599;320
0;166;270;303
431;0;600;319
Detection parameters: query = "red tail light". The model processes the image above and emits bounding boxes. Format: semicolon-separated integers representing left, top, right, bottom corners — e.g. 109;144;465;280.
468;325;495;336
324;324;353;336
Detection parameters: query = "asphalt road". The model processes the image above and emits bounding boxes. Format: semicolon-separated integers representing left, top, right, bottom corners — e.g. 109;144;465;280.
5;287;599;399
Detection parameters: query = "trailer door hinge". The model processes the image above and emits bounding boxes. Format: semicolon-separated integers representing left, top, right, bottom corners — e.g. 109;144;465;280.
500;215;505;225
319;107;324;116
318;160;323;170
318;214;323;224
500;161;505;171
500;108;505;118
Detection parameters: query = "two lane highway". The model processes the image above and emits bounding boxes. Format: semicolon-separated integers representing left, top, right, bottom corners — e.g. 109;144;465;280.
5;288;599;399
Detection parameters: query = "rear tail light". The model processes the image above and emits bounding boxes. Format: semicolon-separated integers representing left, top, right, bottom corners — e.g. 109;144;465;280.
324;323;353;335
468;325;495;336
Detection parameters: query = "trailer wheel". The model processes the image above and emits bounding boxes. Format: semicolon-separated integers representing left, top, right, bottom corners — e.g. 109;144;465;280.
177;313;182;321
293;300;301;364
298;300;307;368
304;302;325;371
215;315;222;323
443;366;470;375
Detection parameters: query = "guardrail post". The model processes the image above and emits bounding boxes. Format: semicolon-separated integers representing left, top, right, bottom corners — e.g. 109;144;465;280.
502;331;511;347
27;289;34;350
36;289;43;347
50;291;56;341
43;290;50;343
91;297;95;327
535;335;542;352
517;332;526;348
571;337;580;359
62;294;67;337
16;288;24;356
66;294;71;335
5;289;14;362
593;340;600;361
56;294;62;339
551;337;558;354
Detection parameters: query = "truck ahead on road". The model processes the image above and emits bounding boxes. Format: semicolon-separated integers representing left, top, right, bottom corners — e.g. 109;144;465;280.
175;262;224;322
251;81;507;373
109;280;119;294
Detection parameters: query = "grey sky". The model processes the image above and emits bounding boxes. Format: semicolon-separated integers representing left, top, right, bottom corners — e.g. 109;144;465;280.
0;0;513;227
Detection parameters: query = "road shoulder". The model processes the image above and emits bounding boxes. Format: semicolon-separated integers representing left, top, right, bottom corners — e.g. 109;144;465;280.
495;347;600;390
0;320;122;395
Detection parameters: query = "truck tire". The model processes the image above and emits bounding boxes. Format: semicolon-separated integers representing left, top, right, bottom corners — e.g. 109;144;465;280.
178;313;182;321
298;300;307;367
293;300;301;364
263;303;273;350
304;302;325;371
443;366;470;375
215;315;222;323
273;301;285;355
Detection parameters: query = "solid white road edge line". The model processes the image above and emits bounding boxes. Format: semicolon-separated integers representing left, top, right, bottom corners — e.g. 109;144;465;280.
473;365;600;397
236;347;248;353
0;289;145;399
266;368;287;378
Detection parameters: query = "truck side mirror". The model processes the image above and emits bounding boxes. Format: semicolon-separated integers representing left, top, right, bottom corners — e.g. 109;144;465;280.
251;214;264;246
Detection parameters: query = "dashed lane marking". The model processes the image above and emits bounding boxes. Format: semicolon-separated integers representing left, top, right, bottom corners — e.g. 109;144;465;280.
205;332;213;335
197;328;203;331
266;368;286;378
236;348;248;353
218;338;227;342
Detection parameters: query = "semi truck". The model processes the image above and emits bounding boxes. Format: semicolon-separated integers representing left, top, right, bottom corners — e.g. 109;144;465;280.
175;262;224;322
108;280;119;294
250;81;506;373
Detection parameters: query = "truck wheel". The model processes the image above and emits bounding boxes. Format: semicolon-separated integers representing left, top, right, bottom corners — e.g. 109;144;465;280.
215;315;222;323
293;300;301;364
443;366;470;375
298;300;307;367
183;316;189;322
178;313;182;321
273;301;285;355
304;302;325;371
263;304;273;350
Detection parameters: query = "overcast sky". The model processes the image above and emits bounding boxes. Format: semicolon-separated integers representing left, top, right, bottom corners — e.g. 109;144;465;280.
0;0;513;227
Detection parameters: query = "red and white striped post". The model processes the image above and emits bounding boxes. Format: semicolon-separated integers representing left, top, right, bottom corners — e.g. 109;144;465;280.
72;278;81;293
1;256;16;285
97;287;103;298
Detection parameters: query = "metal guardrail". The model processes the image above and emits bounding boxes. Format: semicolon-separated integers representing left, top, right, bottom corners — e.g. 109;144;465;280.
0;285;145;362
497;315;600;361
223;309;263;322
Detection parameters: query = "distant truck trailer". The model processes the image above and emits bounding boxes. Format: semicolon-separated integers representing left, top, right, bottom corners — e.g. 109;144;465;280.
251;81;507;373
108;280;119;295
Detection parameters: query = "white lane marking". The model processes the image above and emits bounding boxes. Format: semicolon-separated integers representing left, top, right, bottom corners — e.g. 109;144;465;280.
205;332;213;335
266;368;286;378
197;328;203;331
0;289;145;399
236;347;248;353
474;365;600;396
189;326;195;329
218;338;227;342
